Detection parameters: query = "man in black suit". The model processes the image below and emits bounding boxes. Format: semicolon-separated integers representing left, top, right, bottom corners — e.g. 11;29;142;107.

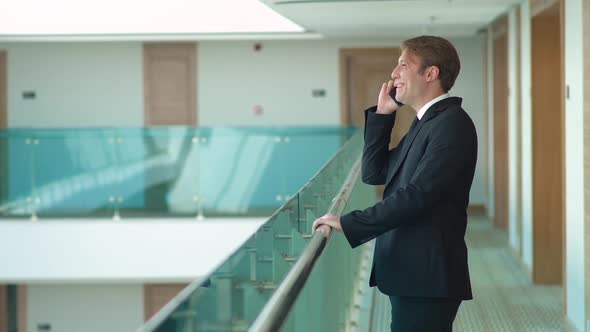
313;36;477;331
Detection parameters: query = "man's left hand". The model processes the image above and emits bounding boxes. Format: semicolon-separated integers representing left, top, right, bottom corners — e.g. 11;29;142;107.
312;213;343;233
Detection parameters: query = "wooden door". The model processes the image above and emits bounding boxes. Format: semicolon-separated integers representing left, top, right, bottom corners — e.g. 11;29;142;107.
531;3;563;284
340;48;416;199
0;285;26;332
144;284;188;321
493;18;509;230
143;44;196;212
340;48;415;147
0;286;7;332
143;43;196;126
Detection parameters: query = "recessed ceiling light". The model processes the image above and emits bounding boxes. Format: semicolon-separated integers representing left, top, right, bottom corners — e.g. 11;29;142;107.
0;0;304;35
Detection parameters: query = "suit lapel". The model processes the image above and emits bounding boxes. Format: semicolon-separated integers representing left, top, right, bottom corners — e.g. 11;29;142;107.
384;97;462;188
384;117;425;187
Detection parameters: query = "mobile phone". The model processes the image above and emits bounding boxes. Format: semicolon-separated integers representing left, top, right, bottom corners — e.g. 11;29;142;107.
389;87;404;107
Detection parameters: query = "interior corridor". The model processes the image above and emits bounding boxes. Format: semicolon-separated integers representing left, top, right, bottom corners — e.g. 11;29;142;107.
370;216;564;331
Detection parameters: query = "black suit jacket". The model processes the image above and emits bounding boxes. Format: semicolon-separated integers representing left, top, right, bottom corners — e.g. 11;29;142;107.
341;97;476;300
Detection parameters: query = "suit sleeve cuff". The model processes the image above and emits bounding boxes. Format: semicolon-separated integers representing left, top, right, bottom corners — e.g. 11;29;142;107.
364;106;395;132
366;106;395;123
341;213;362;248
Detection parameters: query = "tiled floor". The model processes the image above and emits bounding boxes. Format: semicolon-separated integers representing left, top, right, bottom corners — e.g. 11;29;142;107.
371;216;564;332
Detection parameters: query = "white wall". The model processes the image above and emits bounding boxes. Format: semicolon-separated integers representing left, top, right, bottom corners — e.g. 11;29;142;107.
564;0;586;330
508;8;520;252
1;37;488;205
449;36;487;207
519;0;534;273
1;43;144;128
0;218;264;282
27;284;144;332
198;40;340;126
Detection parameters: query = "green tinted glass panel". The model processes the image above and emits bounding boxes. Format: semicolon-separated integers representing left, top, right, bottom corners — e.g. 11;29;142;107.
0;127;355;218
143;132;375;331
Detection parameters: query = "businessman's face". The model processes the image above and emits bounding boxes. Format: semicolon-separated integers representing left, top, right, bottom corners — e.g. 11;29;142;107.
391;49;428;107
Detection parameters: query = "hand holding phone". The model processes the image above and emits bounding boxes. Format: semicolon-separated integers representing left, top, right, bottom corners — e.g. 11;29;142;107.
377;81;402;114
389;87;404;107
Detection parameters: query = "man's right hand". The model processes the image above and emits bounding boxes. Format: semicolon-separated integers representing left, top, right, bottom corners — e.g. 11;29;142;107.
376;80;400;114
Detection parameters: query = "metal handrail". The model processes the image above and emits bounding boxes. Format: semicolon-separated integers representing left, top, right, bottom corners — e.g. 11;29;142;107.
135;132;362;332
248;157;362;332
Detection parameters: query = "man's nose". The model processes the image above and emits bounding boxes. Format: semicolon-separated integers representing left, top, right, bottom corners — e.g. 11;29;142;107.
391;66;399;79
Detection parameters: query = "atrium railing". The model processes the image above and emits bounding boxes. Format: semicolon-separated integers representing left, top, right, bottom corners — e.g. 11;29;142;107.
248;157;361;331
0;126;355;219
137;131;377;331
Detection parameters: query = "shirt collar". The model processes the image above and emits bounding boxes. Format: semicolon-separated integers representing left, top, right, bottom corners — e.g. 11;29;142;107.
416;93;450;120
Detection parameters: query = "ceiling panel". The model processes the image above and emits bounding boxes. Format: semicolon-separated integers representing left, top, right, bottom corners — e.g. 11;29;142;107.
261;0;522;38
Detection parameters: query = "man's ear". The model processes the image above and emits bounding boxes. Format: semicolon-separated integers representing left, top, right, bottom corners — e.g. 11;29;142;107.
426;66;440;82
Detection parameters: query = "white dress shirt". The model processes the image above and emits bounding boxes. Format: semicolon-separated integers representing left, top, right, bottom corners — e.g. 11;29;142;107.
416;93;450;120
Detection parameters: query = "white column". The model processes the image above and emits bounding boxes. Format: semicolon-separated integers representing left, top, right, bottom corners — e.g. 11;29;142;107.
564;0;586;330
508;7;520;252
519;0;534;271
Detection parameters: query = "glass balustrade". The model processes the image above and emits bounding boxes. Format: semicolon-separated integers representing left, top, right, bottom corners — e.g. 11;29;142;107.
0;127;355;219
140;131;378;331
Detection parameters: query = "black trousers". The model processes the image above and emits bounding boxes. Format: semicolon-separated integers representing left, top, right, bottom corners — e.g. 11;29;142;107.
389;296;461;332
